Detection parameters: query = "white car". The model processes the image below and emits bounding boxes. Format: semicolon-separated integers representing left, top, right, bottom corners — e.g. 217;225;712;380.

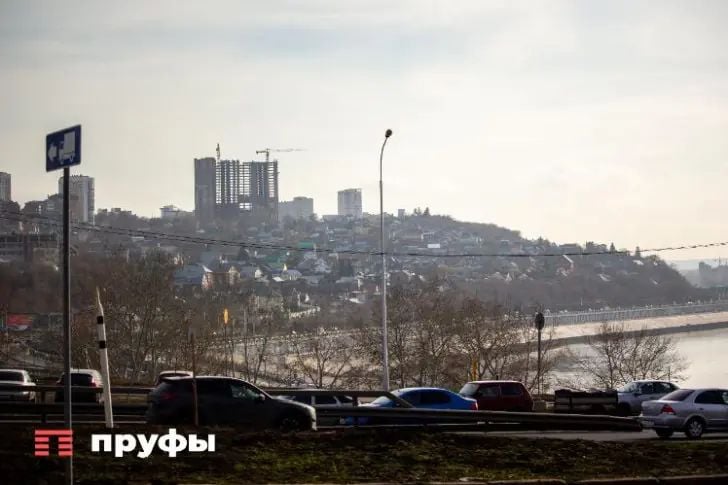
0;369;36;402
617;380;679;415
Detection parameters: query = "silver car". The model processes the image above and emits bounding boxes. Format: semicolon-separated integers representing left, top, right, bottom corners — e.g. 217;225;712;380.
640;388;728;439
0;369;36;402
280;393;355;426
617;380;679;415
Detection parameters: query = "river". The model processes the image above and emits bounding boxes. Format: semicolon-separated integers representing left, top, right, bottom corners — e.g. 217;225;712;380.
557;327;728;389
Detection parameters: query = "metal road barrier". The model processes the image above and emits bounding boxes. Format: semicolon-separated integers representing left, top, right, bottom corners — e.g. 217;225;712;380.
317;407;642;431
0;402;147;424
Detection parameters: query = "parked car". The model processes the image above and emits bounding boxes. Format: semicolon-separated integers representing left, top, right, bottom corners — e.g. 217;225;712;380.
639;388;728;439
154;370;193;385
146;376;316;431
54;369;104;403
617;380;679;416
0;369;36;402
459;381;533;412
279;392;355;426
347;387;477;425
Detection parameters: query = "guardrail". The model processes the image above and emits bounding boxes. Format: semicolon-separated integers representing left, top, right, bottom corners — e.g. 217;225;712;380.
316;407;642;431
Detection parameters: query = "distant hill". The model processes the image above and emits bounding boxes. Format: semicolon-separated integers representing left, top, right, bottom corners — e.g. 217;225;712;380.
389;214;708;310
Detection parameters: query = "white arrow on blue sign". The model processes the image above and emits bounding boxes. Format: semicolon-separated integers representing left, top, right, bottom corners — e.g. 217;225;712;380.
46;125;82;172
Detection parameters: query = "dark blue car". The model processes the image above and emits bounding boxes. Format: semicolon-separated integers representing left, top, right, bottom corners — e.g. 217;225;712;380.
346;387;478;425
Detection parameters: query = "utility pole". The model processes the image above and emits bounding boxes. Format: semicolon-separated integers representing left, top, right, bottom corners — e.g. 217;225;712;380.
534;312;545;396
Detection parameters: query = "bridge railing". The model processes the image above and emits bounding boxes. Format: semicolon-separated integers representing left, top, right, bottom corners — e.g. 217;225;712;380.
544;300;728;326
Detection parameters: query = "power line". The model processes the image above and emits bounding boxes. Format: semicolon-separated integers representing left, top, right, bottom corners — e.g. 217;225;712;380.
2;209;727;258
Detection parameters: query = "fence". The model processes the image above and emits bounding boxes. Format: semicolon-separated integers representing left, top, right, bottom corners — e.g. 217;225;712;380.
544;300;728;326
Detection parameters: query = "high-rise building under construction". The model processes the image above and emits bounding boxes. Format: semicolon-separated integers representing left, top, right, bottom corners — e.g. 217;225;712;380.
194;152;278;223
241;160;278;221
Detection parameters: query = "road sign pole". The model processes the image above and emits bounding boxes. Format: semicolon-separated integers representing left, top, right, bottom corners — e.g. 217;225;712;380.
45;125;80;485
62;166;73;484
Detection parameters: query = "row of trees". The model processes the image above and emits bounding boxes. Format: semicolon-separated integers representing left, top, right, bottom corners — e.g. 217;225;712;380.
13;253;686;390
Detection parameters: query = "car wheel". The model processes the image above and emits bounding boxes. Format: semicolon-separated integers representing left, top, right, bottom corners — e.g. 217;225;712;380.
684;418;705;439
278;413;309;432
655;429;673;439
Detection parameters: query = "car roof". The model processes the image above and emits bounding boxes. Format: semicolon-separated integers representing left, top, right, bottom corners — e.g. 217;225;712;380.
0;369;28;373
396;387;456;393
62;369;100;374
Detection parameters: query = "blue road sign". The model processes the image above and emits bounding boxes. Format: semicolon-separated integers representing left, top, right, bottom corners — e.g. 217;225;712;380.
46;125;82;172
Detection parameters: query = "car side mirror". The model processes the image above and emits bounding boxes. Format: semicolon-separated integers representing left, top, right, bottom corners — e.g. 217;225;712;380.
255;394;265;403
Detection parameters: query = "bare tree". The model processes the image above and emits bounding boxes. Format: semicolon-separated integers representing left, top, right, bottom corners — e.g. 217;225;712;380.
577;321;688;389
288;327;358;388
452;299;565;392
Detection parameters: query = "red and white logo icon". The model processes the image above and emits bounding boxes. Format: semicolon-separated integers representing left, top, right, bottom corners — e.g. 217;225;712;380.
34;429;73;457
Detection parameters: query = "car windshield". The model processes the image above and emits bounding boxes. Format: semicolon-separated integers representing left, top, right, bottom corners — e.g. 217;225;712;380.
459;383;478;396
661;389;694;401
0;371;23;381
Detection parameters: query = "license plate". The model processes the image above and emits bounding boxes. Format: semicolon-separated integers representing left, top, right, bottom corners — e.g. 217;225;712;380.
641;420;654;428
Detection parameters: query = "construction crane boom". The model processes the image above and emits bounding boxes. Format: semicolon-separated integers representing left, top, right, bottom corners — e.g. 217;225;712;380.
255;148;304;163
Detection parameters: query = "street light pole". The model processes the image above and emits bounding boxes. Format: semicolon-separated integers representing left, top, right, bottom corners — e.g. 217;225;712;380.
379;129;392;391
534;312;545;396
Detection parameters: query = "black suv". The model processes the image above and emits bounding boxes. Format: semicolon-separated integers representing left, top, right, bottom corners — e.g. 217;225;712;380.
146;376;316;431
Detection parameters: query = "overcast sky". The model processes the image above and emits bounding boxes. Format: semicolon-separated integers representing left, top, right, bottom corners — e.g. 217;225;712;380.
2;1;728;259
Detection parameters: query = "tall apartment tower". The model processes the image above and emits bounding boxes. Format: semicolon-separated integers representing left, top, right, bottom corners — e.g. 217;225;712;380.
242;161;278;221
0;172;10;201
58;174;95;223
194;157;216;222
338;188;362;218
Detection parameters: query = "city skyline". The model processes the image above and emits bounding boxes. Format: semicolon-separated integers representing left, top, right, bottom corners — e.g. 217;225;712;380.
2;1;728;258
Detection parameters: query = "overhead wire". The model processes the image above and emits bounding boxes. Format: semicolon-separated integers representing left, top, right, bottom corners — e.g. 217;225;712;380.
2;208;727;258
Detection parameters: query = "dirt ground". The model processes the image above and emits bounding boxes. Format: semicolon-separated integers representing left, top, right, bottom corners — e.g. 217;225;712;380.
2;425;727;484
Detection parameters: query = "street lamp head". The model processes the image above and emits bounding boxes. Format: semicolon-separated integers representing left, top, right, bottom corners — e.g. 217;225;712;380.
385;129;393;138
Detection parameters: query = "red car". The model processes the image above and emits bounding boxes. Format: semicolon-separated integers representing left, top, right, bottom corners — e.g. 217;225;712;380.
459;380;533;412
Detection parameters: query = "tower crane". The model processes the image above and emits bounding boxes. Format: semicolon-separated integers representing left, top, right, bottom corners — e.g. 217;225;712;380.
255;148;304;163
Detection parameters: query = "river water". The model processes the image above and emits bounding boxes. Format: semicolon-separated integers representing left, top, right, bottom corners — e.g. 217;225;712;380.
558;327;728;389
670;328;728;388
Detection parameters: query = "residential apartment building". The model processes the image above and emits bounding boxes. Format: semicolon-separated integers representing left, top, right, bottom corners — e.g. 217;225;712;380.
58;174;95;223
337;188;362;218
